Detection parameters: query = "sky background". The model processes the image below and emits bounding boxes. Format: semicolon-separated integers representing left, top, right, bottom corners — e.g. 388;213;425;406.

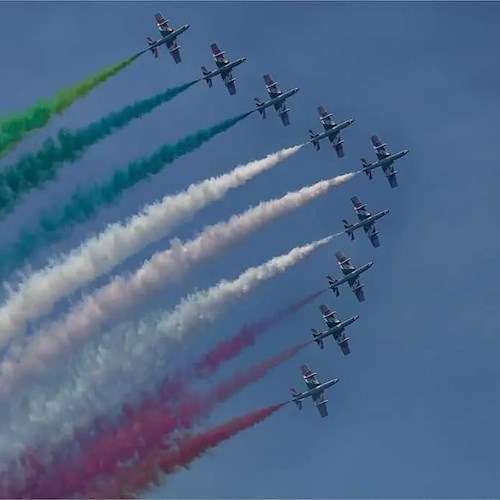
1;1;500;498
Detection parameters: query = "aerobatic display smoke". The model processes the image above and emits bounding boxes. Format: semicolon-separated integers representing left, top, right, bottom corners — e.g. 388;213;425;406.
0;175;351;400
0;144;304;344
23;344;303;499
0;238;332;464
0;54;139;158
0;111;253;276
86;403;287;499
0;80;197;215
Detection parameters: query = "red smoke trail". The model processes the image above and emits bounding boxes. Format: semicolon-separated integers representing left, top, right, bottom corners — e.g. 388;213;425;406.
86;402;287;499
192;289;324;377
13;290;325;498
28;342;308;499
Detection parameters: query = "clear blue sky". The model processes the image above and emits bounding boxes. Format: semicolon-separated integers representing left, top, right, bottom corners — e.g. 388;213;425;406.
1;1;500;498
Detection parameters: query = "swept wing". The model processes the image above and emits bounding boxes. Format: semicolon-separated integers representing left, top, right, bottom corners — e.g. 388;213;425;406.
371;135;398;188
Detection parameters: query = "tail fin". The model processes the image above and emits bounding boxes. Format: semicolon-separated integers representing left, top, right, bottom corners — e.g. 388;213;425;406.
311;330;325;350
201;67;213;87
147;37;158;58
327;275;340;297
361;158;373;179
309;130;320;150
255;98;266;118
290;388;302;409
342;219;354;240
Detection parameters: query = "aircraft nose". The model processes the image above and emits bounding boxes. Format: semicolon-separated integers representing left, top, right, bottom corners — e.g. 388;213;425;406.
334;378;340;384
354;315;360;321
403;149;409;155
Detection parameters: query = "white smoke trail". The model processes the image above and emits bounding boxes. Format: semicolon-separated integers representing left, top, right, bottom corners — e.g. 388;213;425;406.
0;172;355;401
0;235;334;462
0;145;303;346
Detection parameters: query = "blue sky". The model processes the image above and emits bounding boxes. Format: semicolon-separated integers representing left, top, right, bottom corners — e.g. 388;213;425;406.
1;1;500;498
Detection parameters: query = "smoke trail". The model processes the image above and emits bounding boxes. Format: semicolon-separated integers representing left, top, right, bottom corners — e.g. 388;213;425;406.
88;403;287;499
0;175;351;398
27;344;304;499
0;54;140;159
0;237;331;471
0;144;304;344
0;81;197;215
192;290;324;377
0;111;253;276
0;237;332;467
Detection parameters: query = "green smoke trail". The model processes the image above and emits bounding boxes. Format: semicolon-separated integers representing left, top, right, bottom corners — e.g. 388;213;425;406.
0;111;253;276
0;54;140;159
0;80;198;216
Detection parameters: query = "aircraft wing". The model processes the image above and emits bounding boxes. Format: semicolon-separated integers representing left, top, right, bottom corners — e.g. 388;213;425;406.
339;339;351;356
330;133;345;158
155;12;173;36
222;71;237;95
166;38;182;63
348;278;365;302
318;105;336;131
382;163;398;188
301;363;320;390
351;196;371;221
319;304;340;329
211;43;229;68
279;107;290;126
313;392;329;418
364;222;380;248
264;74;282;99
335;251;355;275
371;135;391;160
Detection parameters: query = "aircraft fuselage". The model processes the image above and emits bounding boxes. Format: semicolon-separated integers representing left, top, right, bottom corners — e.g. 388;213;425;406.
364;149;409;171
154;24;190;48
204;57;247;79
350;210;390;231
317;119;354;141
333;262;374;287
293;378;339;402
259;87;300;110
316;316;359;341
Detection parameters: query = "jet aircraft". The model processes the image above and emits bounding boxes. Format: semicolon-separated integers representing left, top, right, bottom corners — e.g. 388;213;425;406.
361;135;409;188
254;74;299;126
201;44;246;95
308;105;354;158
290;364;339;418
311;304;359;355
326;251;373;302
146;12;190;64
343;196;389;248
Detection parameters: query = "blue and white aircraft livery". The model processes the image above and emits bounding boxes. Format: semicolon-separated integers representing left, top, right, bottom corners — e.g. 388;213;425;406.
291;364;339;418
308;105;354;158
361;135;409;188
201;43;247;95
311;304;359;355
146;12;190;63
326;251;374;303
342;196;390;248
254;74;300;126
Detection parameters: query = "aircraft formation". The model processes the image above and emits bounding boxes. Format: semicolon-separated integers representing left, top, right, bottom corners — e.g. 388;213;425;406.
141;10;410;419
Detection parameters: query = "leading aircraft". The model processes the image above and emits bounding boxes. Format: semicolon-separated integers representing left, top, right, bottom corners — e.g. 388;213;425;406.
326;251;373;302
308;106;354;158
290;364;339;418
342;196;390;248
361;135;409;188
311;303;359;355
146;12;190;64
254;74;300;126
201;43;246;95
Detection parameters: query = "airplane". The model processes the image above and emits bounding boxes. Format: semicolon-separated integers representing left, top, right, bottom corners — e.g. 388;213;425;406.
361;135;409;188
326;251;373;302
145;12;190;64
290;364;339;418
311;303;359;355
254;74;300;126
201;44;246;95
308;105;354;158
342;196;390;248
